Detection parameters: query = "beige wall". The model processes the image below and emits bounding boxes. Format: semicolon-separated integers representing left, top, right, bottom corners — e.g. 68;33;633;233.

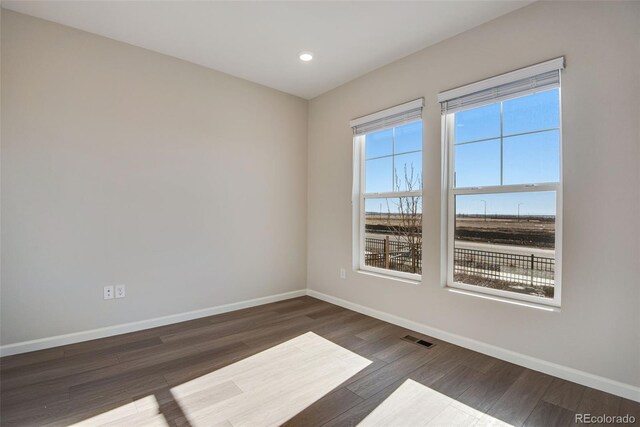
0;10;307;345
307;1;640;387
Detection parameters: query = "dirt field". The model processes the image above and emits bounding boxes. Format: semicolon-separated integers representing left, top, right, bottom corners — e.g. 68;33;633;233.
365;214;555;249
364;213;421;234
455;217;555;249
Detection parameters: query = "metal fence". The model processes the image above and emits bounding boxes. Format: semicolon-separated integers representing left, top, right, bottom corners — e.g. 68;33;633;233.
453;247;554;287
365;237;422;274
365;237;555;289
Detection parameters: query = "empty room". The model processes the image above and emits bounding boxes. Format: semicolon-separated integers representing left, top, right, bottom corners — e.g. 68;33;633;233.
1;1;639;426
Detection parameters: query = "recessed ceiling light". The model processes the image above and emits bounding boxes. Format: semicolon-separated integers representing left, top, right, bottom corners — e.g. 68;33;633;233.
299;51;313;62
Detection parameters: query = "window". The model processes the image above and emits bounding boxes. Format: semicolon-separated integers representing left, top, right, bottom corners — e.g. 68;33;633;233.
439;58;564;306
351;99;424;281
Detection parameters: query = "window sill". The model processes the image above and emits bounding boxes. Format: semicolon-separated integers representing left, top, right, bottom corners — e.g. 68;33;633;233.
446;287;561;312
356;268;421;285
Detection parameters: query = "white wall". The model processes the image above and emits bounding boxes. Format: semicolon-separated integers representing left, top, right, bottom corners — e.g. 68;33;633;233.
0;10;307;345
307;1;640;389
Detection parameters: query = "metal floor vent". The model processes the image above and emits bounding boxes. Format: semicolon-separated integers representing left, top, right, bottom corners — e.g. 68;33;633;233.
402;335;434;348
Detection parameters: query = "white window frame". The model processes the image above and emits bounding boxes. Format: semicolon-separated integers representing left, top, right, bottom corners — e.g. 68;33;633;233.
351;100;424;282
440;61;563;307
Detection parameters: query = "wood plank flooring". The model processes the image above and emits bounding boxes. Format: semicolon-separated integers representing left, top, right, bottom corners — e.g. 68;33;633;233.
1;296;638;426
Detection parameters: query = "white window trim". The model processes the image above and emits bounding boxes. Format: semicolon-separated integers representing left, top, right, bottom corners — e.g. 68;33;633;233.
440;83;563;308
352;127;423;283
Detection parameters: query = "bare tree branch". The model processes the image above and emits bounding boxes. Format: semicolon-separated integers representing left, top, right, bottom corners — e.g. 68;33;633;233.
383;163;422;274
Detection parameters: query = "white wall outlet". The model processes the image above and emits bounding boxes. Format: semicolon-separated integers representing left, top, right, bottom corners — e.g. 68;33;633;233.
340;268;346;279
103;285;114;300
115;284;126;299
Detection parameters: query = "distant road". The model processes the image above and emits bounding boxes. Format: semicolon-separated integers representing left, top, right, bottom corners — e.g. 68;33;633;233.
365;233;554;258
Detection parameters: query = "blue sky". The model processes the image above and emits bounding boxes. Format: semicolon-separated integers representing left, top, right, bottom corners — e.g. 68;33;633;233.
455;192;556;217
364;89;559;217
365;197;422;215
365;121;422;193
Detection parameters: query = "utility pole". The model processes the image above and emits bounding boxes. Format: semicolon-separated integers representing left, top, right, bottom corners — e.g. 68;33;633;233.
481;200;487;222
518;203;524;222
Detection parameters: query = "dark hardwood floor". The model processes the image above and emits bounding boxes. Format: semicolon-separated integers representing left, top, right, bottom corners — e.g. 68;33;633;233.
1;296;638;426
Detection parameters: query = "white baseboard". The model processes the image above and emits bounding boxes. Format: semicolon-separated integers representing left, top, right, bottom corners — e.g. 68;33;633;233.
306;289;640;403
2;287;638;403
0;289;307;357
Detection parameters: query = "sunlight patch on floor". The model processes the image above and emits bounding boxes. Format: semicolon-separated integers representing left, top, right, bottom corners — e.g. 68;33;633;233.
170;331;372;426
71;395;169;426
357;379;513;427
67;332;370;427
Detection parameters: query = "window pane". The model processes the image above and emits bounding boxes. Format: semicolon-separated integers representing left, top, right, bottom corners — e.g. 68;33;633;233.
365;129;393;159
454;192;556;299
504;130;560;185
455;103;500;144
454;139;501;188
503;89;559;136
394;151;422;192
394;121;422;154
365;197;422;274
365;157;393;193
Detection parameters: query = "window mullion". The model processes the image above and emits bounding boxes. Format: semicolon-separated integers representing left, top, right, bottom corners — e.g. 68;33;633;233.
500;100;504;186
455;127;559;147
364;191;422;199
359;137;366;271
392;127;396;191
452;183;559;196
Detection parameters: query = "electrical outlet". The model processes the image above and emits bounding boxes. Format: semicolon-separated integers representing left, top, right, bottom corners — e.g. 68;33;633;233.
103;286;114;300
340;268;346;279
115;284;126;299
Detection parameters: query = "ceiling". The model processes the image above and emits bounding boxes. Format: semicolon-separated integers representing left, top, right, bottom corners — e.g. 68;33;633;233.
1;1;533;99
